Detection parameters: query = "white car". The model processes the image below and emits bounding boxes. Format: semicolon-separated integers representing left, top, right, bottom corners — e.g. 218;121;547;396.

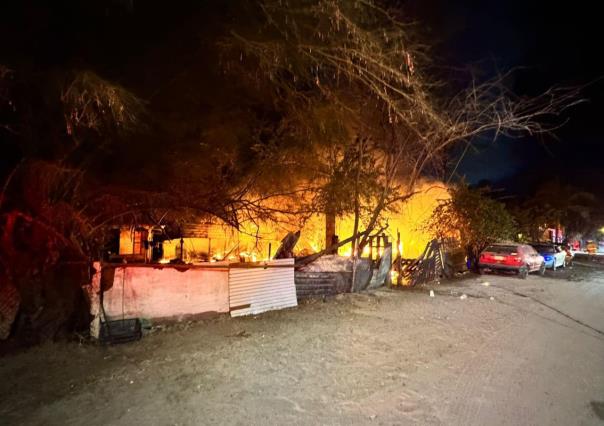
531;243;567;270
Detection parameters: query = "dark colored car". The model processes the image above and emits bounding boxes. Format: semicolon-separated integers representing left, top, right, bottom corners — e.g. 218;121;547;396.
479;243;545;279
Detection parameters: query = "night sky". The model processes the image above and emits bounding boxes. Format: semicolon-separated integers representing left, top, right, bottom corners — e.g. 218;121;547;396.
1;1;602;196
408;0;604;195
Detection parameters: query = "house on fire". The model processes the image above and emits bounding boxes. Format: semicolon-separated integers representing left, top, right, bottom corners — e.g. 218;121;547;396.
107;182;449;264
87;183;450;340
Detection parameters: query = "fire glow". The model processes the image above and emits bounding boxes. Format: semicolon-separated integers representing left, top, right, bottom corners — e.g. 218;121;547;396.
117;183;449;264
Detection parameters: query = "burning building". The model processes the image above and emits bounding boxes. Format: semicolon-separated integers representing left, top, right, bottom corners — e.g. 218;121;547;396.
109;182;449;264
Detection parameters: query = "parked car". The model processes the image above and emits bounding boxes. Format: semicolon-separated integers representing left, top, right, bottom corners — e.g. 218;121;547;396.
479;243;545;278
531;243;567;270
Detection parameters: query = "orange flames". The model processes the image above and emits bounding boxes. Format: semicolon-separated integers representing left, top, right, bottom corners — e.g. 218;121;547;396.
118;182;449;263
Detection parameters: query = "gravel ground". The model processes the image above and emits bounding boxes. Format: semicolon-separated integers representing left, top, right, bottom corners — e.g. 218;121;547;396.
1;266;603;425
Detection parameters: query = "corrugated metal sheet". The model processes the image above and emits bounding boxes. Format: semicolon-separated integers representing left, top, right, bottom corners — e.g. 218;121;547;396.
229;258;297;317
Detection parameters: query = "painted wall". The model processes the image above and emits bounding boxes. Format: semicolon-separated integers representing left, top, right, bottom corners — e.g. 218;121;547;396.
91;263;229;325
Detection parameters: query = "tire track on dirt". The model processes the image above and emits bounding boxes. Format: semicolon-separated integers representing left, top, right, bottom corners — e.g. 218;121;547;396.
490;284;604;337
444;303;525;425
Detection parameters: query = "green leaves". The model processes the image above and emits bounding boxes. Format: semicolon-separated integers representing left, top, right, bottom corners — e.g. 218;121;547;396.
427;184;517;264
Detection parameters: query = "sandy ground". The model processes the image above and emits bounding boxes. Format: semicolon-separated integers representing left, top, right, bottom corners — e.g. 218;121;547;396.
1;266;604;425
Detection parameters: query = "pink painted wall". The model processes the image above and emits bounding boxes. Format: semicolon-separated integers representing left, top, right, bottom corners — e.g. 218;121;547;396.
99;264;229;320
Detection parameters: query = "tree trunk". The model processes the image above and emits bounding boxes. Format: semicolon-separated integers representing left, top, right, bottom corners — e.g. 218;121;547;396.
351;138;363;257
325;211;337;254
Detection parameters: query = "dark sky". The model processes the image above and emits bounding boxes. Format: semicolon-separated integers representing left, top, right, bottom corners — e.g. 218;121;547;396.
408;0;604;195
1;1;602;196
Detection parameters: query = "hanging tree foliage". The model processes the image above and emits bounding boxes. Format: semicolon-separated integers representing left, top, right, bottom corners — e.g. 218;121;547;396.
222;0;581;253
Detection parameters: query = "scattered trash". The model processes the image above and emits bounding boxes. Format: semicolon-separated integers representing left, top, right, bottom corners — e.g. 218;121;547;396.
429;290;435;298
481;282;490;286
490;296;495;301
459;294;468;300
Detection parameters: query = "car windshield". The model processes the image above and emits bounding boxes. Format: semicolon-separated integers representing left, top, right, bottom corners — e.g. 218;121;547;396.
485;245;517;254
533;245;556;254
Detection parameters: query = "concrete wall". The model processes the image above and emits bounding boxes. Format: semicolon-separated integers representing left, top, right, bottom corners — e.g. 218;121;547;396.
90;263;230;328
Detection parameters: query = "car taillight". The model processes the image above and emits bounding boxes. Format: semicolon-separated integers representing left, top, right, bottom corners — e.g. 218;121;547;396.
502;255;522;265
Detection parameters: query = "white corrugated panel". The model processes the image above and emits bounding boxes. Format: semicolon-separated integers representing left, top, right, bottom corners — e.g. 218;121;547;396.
229;258;297;317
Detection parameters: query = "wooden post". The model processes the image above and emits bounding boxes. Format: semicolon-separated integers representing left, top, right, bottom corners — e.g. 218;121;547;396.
396;230;402;286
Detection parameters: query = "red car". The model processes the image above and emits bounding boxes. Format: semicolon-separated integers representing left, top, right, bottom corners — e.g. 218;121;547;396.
479;243;545;278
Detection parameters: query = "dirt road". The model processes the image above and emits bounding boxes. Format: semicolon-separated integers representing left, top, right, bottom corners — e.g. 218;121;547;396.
1;266;603;425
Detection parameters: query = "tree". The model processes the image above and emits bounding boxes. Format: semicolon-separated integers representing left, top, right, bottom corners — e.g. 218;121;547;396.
223;0;581;256
510;180;597;243
529;179;595;241
427;185;517;269
0;67;148;344
509;203;547;242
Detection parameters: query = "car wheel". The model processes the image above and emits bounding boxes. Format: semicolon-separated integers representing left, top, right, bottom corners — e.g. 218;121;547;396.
519;266;528;279
539;262;546;276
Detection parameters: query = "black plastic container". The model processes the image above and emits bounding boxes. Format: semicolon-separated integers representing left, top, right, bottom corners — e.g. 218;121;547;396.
100;318;142;344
